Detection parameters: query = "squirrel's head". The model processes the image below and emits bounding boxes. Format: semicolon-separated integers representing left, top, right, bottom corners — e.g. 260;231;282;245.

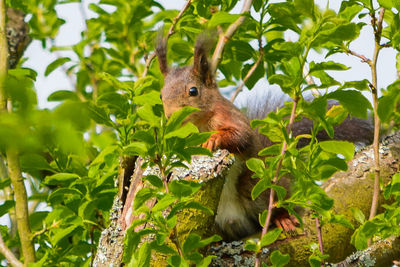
156;35;218;119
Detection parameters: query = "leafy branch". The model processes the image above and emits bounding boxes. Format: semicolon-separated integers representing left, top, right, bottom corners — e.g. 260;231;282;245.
254;96;299;267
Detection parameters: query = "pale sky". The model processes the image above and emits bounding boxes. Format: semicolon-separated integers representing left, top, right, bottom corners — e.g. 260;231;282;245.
23;0;397;109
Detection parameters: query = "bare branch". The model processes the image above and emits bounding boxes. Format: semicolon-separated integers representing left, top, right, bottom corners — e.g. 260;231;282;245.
230;56;261;102
0;234;23;267
369;7;385;221
141;0;192;78
345;49;371;65
210;0;254;74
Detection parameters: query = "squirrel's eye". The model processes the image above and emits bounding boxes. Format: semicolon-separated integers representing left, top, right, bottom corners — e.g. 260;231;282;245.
189;87;198;96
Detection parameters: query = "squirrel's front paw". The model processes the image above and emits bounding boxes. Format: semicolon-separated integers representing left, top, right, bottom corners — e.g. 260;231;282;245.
202;132;222;151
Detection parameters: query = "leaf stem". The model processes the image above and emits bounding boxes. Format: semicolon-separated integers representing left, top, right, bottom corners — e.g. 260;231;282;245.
315;216;324;262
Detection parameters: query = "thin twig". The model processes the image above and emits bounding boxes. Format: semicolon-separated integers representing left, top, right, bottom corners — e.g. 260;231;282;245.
345;49;371;64
369;7;385;221
141;0;192;78
303;65;321;97
255;96;299;267
230;43;263;102
315;217;324;262
210;0;254;74
0;234;23;267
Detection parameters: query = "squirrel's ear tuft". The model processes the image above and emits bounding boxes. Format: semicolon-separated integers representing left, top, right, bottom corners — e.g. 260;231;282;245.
193;33;215;86
155;32;169;76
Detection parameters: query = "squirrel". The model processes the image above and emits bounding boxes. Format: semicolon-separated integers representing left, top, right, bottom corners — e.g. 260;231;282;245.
155;35;374;240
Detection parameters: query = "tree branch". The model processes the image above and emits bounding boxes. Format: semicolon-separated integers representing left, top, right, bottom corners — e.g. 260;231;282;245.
5;149;36;263
369;7;385;221
0;1;35;263
345;48;371;64
210;0;254;74
141;0;192;78
230;49;262;102
0;234;23;267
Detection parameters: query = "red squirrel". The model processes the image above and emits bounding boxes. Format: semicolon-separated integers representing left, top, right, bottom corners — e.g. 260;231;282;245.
156;36;373;240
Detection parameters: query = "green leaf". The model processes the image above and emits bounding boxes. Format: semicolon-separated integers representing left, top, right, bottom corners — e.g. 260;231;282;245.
208;12;240;27
378;89;400;122
183;233;201;254
135;242;151;267
137;105;161;128
165;122;199;139
152;194;176;212
260;228;282;247
44;173;80;186
98;72;132;91
48;90;78;101
132;91;162;106
97;92;129;117
328;90;372;119
20;153;55;173
246;158;265;176
144;175;163;189
48;188;83;204
229;41;255;62
0;200;15;217
319;140;355;161
244;239;259;252
51;224;80;245
252;179;270;200
259;210;268;227
198;256;217;267
330;214;354;229
378;0;395;9
169;180;202;198
270;250;290;267
133;187;155;210
339;79;370;91
258;143;281;156
165;106;200;134
351;208;365;224
339;2;364;21
45;57;71;76
309;255;322;267
309;61;349;73
87;102;114;127
272;185;287;201
184;201;213;215
124;142;148;156
294;0;314;19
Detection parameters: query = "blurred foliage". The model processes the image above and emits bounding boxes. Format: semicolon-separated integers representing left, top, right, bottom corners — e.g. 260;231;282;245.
1;0;400;266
